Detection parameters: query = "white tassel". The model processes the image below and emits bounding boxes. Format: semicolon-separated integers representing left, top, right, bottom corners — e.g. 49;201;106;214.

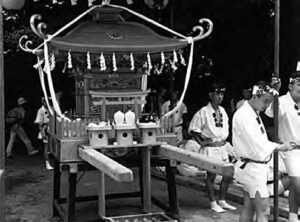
100;53;107;71
112;53;117;72
173;50;178;63
147;52;152;71
87;51;91;70
179;51;186;66
68;50;72;69
130;53;135;71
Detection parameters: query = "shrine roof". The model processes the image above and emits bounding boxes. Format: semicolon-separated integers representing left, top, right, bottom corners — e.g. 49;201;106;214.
50;8;188;53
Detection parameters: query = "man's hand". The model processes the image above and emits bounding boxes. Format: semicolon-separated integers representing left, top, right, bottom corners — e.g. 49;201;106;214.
271;77;281;91
276;142;296;152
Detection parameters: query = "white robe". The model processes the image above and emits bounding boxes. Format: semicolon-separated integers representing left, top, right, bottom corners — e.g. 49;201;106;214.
265;92;300;176
233;101;278;198
187;103;233;161
189;102;229;142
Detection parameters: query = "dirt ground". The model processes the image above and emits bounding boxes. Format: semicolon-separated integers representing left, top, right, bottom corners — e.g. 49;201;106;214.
4;146;288;222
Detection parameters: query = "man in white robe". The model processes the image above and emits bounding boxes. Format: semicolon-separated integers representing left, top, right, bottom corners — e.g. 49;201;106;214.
233;81;295;222
265;73;300;222
185;81;236;213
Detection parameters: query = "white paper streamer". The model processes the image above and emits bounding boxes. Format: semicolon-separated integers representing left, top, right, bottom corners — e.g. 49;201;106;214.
87;51;91;70
100;52;106;71
50;53;56;71
161;51;165;65
147;52;152;71
173;50;178;63
179;51;186;66
169;59;177;72
130;53;135;71
67;50;72;69
112;53;117;72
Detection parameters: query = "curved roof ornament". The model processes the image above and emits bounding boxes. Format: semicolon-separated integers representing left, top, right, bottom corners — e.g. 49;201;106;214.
192;18;213;42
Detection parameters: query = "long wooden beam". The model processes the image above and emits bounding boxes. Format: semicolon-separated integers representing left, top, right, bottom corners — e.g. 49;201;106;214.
0;0;5;220
78;148;133;182
158;144;234;177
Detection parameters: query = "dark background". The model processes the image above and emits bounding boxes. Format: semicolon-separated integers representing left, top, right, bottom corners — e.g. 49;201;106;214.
3;0;300;143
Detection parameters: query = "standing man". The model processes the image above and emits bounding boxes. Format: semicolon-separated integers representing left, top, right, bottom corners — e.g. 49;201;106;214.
265;72;300;222
6;97;38;158
233;81;295;222
186;81;236;213
35;97;53;170
236;86;252;110
161;90;188;143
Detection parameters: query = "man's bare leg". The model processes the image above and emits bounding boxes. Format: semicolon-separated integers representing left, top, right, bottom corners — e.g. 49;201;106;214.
253;192;270;222
240;191;255;222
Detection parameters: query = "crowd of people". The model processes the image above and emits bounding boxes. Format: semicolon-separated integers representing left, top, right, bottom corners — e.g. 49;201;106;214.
5;95;56;170
159;71;300;222
4;70;300;221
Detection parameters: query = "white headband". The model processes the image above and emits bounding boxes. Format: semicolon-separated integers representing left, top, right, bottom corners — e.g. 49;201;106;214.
289;77;300;84
252;85;278;96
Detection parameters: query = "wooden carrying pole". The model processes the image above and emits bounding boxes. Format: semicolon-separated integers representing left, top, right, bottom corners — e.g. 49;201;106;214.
273;0;280;221
0;0;5;221
158;144;235;177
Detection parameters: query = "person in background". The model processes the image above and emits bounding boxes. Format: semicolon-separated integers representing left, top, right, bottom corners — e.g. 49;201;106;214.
35;97;53;170
161;90;188;143
185;80;236;213
157;86;167;117
233;81;295;222
6;97;38;158
236;86;252;110
265;72;300;222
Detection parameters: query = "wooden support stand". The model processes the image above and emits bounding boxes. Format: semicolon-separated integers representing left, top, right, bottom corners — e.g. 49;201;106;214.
50;150;179;222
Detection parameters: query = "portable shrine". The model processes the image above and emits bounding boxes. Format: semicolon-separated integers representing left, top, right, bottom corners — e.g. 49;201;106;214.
19;2;234;222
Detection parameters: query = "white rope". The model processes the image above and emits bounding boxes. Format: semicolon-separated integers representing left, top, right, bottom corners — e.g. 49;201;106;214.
163;39;194;118
43;41;63;117
35;56;54;116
